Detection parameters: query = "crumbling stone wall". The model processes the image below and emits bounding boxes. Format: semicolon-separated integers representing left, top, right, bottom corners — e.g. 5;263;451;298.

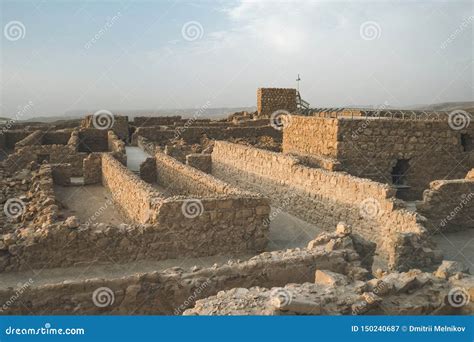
2;131;33;150
132;126;281;146
139;157;156;184
212;141;438;271
186;154;212;174
417;172;474;233
257;88;297;117
133;116;182;127
101;153;160;223
78;129;109;152
0;234;364;314
83;153;102;185
283;116;473;200
81;115;129;141
108;131;127;165
155;150;249;197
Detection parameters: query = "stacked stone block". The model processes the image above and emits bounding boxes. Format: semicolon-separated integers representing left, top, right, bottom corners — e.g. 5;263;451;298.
257;88;297;117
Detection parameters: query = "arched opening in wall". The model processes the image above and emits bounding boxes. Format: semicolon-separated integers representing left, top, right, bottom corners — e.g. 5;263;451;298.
461;133;473;152
391;159;410;186
391;159;411;200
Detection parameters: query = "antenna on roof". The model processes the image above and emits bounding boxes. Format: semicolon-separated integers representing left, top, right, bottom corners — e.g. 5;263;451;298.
296;74;301;92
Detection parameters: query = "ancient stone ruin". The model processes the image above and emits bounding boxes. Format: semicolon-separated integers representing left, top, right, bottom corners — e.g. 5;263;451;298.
0;90;472;315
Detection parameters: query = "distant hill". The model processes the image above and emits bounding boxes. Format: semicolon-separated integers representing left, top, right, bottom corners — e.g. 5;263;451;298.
412;101;474;112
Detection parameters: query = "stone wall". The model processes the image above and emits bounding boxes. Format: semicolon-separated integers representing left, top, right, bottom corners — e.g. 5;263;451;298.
283;116;474;200
4;134;86;177
101;153;160;223
417;172;474;233
186;154;212;174
42;131;72;145
133;116;182;127
257;88;297;117
78;129;109;152
2;131;32;149
14;130;42;149
132;126;281;146
81;115;129;141
212;141;439;271
108;131;127;165
51;163;72;186
139;157;156;184
83;153;102;185
0;238;363;314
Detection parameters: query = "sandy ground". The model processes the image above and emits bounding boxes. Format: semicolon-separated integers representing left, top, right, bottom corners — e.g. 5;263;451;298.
55;184;129;225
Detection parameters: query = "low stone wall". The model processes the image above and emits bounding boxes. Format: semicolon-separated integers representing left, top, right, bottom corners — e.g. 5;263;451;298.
108;131;127;165
78;129;109;152
155;151;243;197
133;116;182;127
186;154;212;174
137;136;158;156
212;141;439;271
83;153;102;185
0;238;363;314
132;126;281;146
417;173;474;233
101;153;160;223
4;143;86;176
2;131;32;149
14;130;43;149
139;157;156;184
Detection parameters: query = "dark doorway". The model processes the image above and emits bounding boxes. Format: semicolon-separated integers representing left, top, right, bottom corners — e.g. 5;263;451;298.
461;134;473;152
391;159;410;186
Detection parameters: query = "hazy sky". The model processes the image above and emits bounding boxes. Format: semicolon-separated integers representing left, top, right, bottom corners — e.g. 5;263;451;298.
1;0;473;118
